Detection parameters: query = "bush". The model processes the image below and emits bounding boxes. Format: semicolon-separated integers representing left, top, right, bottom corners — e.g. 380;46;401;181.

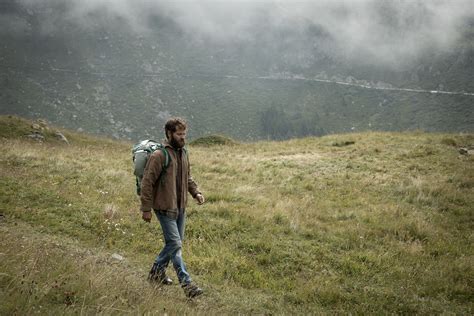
190;134;238;146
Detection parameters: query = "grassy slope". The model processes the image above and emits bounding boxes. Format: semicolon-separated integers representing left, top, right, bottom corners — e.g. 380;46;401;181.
0;115;473;314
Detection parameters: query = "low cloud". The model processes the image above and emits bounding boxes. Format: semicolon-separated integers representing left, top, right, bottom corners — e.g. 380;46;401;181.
14;0;474;66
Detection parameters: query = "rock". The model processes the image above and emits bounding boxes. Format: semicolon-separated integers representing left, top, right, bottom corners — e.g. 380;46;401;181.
37;119;49;130
27;131;45;142
31;123;41;130
111;253;124;261
54;131;69;144
459;147;474;155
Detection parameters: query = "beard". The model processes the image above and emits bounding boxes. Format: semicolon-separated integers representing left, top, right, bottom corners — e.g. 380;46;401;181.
170;135;185;148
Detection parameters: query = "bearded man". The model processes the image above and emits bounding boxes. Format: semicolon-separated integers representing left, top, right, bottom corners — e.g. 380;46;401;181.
140;117;205;298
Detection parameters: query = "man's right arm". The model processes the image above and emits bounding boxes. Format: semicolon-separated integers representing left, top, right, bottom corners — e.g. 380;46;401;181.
140;152;163;213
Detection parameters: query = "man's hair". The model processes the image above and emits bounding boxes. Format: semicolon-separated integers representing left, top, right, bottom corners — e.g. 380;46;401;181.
165;117;187;138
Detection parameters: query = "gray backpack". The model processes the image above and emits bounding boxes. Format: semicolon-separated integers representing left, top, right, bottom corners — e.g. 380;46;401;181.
132;140;170;195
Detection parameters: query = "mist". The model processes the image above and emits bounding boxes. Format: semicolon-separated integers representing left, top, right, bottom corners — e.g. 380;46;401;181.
13;0;474;68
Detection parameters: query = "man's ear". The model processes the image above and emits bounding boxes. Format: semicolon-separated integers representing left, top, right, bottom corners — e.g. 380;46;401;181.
165;130;171;140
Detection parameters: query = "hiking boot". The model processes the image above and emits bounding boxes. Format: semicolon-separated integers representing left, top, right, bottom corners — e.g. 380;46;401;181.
182;283;203;298
148;264;173;285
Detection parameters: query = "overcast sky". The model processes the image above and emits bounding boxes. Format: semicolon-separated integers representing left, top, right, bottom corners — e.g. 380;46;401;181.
11;0;474;66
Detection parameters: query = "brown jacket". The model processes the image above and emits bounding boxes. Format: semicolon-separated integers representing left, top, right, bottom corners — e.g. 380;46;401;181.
140;142;200;217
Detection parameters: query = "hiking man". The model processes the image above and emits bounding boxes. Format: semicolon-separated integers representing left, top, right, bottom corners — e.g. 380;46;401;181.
140;117;205;298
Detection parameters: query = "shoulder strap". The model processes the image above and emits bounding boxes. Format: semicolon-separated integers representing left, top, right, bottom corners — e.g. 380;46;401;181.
157;147;170;184
160;147;170;169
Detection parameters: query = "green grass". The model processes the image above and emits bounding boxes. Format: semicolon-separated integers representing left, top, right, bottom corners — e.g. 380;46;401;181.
0;115;473;314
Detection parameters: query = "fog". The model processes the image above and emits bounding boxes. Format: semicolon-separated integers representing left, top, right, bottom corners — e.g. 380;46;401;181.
12;0;473;67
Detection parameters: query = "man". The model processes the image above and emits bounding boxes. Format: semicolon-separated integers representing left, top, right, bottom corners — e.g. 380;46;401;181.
140;117;205;298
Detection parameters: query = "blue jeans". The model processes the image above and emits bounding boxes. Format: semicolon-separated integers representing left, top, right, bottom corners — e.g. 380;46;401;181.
153;209;191;285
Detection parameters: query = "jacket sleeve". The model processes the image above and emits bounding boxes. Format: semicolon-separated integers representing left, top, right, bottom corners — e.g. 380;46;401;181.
140;152;163;212
187;157;201;198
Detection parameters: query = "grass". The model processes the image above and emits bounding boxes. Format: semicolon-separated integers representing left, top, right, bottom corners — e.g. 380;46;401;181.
0;115;473;314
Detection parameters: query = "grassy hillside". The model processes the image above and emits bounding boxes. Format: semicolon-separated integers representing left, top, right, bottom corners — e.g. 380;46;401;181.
0;115;473;314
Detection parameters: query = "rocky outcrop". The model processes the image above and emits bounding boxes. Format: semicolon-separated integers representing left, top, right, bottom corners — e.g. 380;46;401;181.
459;147;474;156
27;131;45;142
26;119;69;144
54;131;69;144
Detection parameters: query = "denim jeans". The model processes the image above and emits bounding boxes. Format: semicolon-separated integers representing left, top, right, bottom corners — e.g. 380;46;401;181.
153;209;191;285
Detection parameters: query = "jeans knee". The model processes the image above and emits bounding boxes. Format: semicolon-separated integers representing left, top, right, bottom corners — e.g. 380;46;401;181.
166;239;182;252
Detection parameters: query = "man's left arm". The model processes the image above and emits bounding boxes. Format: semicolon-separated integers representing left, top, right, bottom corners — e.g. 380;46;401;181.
187;159;205;204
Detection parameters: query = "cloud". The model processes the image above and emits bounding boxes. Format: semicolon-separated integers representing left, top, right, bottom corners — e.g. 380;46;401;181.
15;0;474;66
268;0;474;65
0;13;30;36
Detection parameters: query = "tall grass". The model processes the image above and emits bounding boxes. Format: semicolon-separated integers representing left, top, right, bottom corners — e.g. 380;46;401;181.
1;116;473;314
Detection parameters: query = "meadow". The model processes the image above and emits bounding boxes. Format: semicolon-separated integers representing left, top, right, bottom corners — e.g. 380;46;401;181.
0;115;473;314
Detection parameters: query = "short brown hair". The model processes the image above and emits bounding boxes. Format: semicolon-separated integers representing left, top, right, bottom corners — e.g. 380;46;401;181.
165;117;187;137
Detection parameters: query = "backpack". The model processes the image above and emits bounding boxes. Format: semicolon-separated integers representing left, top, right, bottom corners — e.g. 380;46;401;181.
132;140;170;195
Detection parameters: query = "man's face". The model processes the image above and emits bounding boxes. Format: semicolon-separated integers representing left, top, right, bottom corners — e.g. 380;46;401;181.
169;127;186;148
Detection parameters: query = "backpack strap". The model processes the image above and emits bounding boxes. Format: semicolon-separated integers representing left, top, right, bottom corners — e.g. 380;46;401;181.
160;147;170;169
158;147;170;184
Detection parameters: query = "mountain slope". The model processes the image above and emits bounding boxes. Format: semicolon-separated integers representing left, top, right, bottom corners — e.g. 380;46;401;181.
0;1;473;140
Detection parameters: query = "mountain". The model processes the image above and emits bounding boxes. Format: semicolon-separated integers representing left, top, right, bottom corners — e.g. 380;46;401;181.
0;0;473;141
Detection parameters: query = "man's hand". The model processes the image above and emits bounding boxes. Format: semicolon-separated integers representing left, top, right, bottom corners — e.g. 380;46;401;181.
142;210;152;222
195;194;205;205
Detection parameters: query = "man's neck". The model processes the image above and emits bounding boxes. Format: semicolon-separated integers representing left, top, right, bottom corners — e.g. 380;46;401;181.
172;145;183;152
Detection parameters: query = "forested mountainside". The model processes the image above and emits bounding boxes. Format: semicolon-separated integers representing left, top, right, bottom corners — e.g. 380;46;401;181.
1;0;473;140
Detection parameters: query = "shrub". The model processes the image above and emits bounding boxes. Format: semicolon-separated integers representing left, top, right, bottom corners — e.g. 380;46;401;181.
190;134;238;146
